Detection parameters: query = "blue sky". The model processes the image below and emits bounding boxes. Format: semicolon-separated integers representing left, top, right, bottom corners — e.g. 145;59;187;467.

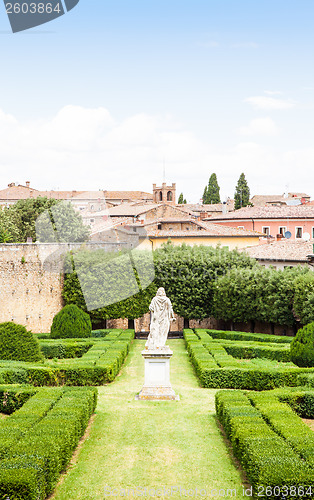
0;0;313;201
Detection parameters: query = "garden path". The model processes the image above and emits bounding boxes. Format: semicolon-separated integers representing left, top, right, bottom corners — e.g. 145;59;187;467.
52;340;247;500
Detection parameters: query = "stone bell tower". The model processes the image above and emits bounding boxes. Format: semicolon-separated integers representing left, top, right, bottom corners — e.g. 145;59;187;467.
152;183;176;205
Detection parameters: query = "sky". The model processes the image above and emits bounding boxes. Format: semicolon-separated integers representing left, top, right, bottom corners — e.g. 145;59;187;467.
0;0;314;202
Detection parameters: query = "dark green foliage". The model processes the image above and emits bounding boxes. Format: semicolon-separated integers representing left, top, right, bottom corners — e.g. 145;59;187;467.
234;172;251;209
0;323;43;362
39;340;93;359
0;386;36;414
203;173;221;204
0;196;58;243
62;250;157;322
36;201;90;243
212;266;300;327
0;386;97;499
154;244;257;319
184;329;314;390
0;330;134;386
215;389;314;497
50;305;92;339
293;272;314;325
207;329;292;343
290;322;314;367
177;193;186;204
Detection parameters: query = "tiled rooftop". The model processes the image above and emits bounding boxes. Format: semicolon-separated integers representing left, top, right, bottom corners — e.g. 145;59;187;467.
243;240;314;262
208;205;314;221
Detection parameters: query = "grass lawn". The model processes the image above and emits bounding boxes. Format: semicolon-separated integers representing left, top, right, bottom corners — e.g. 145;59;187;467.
51;340;248;500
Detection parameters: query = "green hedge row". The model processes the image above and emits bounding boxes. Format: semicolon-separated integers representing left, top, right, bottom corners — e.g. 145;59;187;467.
184;329;314;390
0;330;135;386
0;386;97;500
249;391;314;468
0;385;37;414
215;389;314;498
39;340;93;359
204;329;292;343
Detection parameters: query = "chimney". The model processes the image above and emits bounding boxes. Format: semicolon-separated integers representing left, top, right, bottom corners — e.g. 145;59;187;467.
26;181;30;188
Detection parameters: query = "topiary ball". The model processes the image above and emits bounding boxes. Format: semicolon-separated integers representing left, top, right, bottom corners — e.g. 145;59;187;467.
50;304;92;339
290;322;314;367
0;322;43;362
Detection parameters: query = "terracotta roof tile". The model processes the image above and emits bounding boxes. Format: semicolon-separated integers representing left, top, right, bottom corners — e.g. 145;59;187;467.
208;205;314;221
243;240;314;262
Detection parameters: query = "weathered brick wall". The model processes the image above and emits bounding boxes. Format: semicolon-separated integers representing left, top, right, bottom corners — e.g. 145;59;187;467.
0;244;64;333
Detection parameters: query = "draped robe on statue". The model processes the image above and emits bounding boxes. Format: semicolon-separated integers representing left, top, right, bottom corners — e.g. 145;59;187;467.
145;288;175;350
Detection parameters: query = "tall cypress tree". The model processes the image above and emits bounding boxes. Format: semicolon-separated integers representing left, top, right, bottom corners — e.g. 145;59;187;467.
202;186;208;204
207;173;221;204
234;173;251;210
178;193;187;204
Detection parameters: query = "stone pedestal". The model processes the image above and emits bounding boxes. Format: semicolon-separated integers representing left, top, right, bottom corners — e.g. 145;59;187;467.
137;346;179;401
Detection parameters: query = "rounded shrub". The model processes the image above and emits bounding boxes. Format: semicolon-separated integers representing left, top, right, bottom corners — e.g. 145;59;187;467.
290;322;314;367
50;304;92;339
0;322;43;362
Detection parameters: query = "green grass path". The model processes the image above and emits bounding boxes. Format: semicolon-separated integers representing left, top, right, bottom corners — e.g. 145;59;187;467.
52;340;247;499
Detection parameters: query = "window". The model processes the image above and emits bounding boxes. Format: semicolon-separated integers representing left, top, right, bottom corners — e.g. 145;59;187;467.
262;227;270;236
312;227;314;239
295;227;303;239
237;226;245;229
90;218;95;224
159;191;163;201
279;226;287;235
167;191;173;201
157;224;162;230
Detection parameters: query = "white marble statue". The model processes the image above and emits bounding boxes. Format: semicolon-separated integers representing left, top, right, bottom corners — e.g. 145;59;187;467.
145;287;176;350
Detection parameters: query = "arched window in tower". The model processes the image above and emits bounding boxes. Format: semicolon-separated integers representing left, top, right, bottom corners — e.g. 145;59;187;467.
167;191;173;201
159;191;163;201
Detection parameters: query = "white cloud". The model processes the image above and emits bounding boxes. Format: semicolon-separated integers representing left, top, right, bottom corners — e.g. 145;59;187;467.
238;117;278;136
0;105;312;203
245;96;297;110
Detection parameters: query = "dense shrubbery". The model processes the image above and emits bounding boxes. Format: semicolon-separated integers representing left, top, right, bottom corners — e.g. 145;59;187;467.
216;388;314;498
0;322;43;362
62;243;314;328
184;329;314;390
290;322;314;367
0;330;134;386
0;386;97;499
50;304;92;339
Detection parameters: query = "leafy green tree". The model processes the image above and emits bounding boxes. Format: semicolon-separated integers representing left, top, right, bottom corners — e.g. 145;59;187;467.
0;226;13;243
178;193;187;204
206;173;221;204
234;173;251;210
293;272;314;325
36;201;90;243
202;186;208;204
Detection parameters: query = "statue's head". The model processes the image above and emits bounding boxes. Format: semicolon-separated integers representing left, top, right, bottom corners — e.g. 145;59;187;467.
156;287;166;296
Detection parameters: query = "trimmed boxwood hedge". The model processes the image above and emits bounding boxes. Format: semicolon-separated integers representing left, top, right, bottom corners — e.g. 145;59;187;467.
0;323;43;363
290;322;314;367
184;329;314;390
0;330;135;386
0;386;97;500
215;389;314;498
50;305;92;339
39;340;93;359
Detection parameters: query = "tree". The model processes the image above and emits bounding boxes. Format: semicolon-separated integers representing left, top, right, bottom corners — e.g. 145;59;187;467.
178;193;187;204
36;201;90;243
206;173;221;204
202;186;208;204
50;304;92;338
234;173;251;210
290;322;314;367
0;197;58;242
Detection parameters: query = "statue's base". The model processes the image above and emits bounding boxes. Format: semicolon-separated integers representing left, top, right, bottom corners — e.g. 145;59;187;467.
136;347;179;401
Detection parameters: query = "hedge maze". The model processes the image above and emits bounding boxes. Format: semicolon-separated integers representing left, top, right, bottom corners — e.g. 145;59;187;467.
0;329;134;498
0;329;135;386
216;388;314;498
184;328;314;390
